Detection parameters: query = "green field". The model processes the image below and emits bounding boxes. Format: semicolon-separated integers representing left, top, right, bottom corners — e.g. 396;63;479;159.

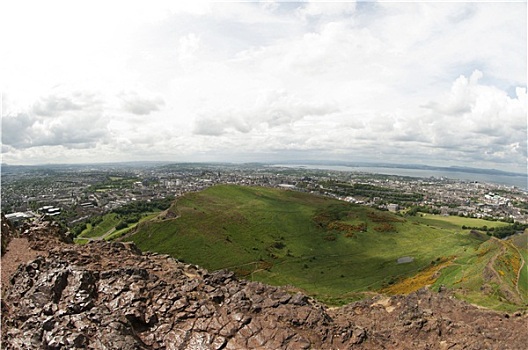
125;185;526;309
76;211;161;242
78;214;120;238
413;214;509;230
105;212;161;241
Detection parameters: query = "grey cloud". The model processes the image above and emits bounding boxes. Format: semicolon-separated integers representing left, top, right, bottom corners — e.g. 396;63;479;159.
34;121;106;148
2;112;107;149
391;132;428;143
262;102;336;127
423;101;471;116
193;117;228;136
471;125;504;137
193;114;251;136
2;92;109;150
193;90;338;136
120;92;165;115
2;113;34;147
32;92;99;116
265;109;294;127
369;117;394;132
1;144;13;153
448;4;477;24
343;118;365;130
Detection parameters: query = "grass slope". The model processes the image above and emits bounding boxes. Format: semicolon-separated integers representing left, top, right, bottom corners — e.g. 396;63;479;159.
432;234;527;311
78;214;120;238
126;185;528;309
76;211;162;244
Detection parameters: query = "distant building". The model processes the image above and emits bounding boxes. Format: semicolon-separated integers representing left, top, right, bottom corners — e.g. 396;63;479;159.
5;211;35;223
80;202;95;208
279;184;295;189
38;206;61;216
387;204;399;212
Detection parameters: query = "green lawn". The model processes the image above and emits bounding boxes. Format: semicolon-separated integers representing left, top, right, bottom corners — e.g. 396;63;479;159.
76;212;161;241
105;212;161;241
517;248;528;298
78;214;120;238
431;235;527;311
412;214;509;230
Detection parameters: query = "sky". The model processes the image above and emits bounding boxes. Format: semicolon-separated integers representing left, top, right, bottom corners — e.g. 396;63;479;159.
1;0;526;173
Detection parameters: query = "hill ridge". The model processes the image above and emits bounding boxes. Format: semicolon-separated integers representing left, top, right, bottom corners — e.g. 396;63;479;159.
128;185;526;309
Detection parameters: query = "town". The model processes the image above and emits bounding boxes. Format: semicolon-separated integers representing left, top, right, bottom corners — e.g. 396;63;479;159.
2;162;527;233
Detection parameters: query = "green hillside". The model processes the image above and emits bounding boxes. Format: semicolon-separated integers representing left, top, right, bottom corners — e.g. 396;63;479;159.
431;232;527;311
127;185;527;309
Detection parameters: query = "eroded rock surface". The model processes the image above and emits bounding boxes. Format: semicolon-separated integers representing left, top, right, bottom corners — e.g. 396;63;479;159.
1;213;16;256
1;220;526;349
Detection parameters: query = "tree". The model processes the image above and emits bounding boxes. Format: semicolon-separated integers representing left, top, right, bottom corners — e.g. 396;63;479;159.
115;221;128;230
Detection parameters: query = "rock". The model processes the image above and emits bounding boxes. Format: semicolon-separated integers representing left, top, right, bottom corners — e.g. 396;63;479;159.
1;213;17;256
1;219;527;349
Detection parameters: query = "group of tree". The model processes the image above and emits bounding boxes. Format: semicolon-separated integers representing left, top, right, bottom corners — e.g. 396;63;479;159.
406;206;441;216
112;196;174;216
462;222;528;239
323;182;423;204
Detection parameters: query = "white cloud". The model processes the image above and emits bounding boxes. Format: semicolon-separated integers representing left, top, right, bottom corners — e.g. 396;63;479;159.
297;1;357;20
177;33;202;68
416;70;527;166
1;1;526;173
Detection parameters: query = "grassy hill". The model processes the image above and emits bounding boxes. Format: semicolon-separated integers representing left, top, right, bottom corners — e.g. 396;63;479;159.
127;185;527;309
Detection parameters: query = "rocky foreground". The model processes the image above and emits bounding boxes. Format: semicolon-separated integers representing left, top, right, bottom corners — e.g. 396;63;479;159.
1;218;526;349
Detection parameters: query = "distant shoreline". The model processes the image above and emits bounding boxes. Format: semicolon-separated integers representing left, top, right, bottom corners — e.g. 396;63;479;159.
2;160;526;189
271;163;528;190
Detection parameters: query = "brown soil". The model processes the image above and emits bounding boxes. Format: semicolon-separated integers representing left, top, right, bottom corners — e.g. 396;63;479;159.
1;238;47;293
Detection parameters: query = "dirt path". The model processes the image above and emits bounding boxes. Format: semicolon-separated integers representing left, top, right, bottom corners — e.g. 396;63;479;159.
486;244;502;280
485;238;524;303
1;238;47;293
100;227;116;240
509;242;526;301
79;227;116;242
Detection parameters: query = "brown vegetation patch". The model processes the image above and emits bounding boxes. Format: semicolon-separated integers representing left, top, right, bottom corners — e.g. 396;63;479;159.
323;233;337;241
258;260;274;270
367;212;404;223
328;222;367;237
313;213;333;228
374;223;396;233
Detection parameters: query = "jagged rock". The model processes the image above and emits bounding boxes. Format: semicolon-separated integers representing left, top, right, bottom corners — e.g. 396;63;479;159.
1;213;16;256
1;219;527;349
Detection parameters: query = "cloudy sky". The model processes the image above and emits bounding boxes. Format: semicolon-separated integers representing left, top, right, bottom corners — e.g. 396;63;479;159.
1;1;526;173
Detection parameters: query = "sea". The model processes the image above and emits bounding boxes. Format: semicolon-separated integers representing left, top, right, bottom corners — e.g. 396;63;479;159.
272;164;528;190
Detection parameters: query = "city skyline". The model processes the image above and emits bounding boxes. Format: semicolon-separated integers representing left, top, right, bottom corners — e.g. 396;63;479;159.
1;1;526;173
